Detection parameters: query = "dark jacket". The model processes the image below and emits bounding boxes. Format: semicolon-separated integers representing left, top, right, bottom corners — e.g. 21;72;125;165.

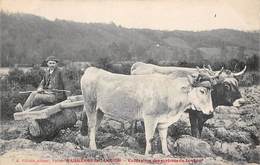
38;67;67;102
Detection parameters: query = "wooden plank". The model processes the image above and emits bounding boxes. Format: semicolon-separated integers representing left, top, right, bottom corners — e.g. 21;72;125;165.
14;103;62;120
14;111;48;120
25;104;46;112
60;100;84;109
13;98;84;121
67;95;83;102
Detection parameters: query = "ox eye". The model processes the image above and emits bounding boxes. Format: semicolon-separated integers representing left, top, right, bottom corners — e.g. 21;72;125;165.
224;84;230;90
200;89;206;94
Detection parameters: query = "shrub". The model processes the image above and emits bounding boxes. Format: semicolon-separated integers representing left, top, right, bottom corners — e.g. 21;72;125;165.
24;66;45;88
238;71;259;86
63;66;84;95
0;77;27;120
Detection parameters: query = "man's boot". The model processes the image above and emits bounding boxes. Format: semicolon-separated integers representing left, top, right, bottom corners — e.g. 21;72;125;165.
15;103;24;112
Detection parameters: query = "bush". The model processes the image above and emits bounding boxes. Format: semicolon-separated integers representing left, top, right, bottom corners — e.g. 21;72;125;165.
96;57;112;71
1;66;45;120
24;66;45;88
146;58;158;65
63;66;84;95
238;71;260;86
0;77;27;120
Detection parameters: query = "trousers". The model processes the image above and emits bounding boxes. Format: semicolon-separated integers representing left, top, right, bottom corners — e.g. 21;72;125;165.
23;91;56;110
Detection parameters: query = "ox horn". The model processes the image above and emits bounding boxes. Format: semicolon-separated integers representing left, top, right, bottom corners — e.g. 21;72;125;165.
207;65;213;71
196;66;202;73
232;65;247;77
210;67;224;79
202;65;214;75
215;67;224;77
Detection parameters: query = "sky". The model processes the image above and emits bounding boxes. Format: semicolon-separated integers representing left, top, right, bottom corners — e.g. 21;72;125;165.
1;0;260;31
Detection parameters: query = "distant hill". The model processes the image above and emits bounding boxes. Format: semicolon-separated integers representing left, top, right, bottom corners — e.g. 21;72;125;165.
1;12;259;67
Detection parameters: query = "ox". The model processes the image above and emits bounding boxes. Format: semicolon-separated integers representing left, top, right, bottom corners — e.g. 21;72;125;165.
81;67;214;155
131;62;246;137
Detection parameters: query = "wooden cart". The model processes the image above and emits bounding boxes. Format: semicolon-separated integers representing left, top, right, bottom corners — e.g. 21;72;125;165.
13;95;84;140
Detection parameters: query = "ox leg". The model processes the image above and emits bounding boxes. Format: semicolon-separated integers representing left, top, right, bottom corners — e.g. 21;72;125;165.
86;109;98;150
130;120;137;135
198;114;213;137
96;109;104;130
158;124;171;156
188;110;200;138
144;117;157;155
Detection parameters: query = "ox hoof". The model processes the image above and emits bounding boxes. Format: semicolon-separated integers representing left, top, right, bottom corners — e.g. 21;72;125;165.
90;146;97;150
90;144;97;150
145;150;152;156
163;151;172;156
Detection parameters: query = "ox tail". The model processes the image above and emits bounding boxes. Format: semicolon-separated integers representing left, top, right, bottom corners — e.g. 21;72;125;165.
80;68;98;114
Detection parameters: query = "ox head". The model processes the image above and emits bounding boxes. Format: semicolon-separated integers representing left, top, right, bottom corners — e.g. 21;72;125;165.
201;65;246;108
186;75;214;115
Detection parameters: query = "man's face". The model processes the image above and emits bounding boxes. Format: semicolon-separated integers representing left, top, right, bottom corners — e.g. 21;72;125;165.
47;60;57;69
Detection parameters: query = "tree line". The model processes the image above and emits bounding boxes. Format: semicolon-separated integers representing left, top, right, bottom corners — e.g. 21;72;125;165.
1;12;259;68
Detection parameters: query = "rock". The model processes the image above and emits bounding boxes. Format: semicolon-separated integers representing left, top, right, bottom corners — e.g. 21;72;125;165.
215;127;252;144
228;120;251;131
52;128;79;144
134;121;145;133
151;135;162;154
0;139;37;154
171;135;214;157
100;120;123;133
178;112;190;126
215;106;240;114
103;146;144;158
64;142;77;150
0;149;61;163
122;135;140;150
123;121;132;133
205;106;242;129
212;141;250;161
254;131;260;145
168;120;191;137
206;117;235;128
167;137;175;154
244;146;260;164
75;133;89;147
133;133;145;149
37;141;63;151
252;115;260;128
75;120;82;128
96;132;122;148
200;127;216;141
0;127;22;140
36;141;79;157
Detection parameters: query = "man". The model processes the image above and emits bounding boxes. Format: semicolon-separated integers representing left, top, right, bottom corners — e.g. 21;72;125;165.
15;56;67;111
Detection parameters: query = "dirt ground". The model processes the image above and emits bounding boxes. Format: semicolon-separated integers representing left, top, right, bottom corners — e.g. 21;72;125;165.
0;85;260;165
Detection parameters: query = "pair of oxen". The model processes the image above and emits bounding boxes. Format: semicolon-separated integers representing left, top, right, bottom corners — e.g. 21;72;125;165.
80;62;246;155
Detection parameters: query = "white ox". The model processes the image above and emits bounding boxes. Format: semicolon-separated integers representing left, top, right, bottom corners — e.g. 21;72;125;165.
81;67;214;155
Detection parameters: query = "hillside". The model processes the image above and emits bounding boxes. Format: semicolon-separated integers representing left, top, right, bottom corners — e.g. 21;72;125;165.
1;12;259;67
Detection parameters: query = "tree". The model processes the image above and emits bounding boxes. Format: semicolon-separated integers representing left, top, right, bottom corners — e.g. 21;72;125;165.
246;54;259;71
146;58;158;65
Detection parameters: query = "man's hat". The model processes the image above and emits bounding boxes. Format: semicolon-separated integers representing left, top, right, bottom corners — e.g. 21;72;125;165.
45;56;59;62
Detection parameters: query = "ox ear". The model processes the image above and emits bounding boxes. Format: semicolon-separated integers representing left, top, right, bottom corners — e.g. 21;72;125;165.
187;75;196;85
